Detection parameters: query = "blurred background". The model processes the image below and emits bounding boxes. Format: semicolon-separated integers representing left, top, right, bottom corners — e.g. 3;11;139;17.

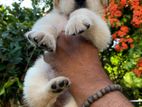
0;0;142;107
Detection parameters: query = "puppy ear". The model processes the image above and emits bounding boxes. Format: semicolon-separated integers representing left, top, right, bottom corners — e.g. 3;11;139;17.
100;0;109;7
53;0;60;7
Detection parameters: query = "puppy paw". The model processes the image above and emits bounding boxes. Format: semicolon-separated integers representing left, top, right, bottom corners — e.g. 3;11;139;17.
50;77;71;93
25;31;56;52
65;15;92;36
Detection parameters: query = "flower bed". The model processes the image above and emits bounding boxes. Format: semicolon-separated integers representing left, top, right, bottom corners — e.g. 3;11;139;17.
102;0;142;105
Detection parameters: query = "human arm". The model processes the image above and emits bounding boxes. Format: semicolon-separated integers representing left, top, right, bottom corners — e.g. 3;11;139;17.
44;33;134;107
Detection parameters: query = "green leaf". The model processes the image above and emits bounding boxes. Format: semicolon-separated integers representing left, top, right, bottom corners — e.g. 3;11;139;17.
110;56;119;65
4;78;16;88
0;87;5;96
1;32;9;38
123;72;142;88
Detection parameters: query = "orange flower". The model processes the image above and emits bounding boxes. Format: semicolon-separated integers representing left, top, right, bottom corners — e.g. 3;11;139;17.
109;18;120;27
139;67;142;70
133;68;142;77
131;6;142;27
117;31;126;37
109;1;118;12
120;0;127;7
112;33;117;39
129;0;140;9
137;58;142;67
119;38;125;42
121;42;128;50
105;0;140;52
120;26;129;33
114;10;122;17
115;44;121;52
133;58;142;77
127;38;134;43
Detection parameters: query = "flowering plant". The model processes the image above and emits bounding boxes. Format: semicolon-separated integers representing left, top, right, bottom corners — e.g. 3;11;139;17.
102;0;142;102
105;0;142;52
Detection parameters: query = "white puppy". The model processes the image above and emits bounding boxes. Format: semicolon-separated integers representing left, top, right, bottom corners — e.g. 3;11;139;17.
23;0;111;107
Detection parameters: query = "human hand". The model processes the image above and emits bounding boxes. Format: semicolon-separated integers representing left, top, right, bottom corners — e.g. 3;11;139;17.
44;33;134;107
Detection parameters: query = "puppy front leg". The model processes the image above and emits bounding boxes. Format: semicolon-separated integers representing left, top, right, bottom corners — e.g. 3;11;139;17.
23;56;71;107
25;12;67;52
65;8;112;51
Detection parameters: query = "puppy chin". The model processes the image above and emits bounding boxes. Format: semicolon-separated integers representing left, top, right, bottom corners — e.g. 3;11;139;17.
54;0;76;15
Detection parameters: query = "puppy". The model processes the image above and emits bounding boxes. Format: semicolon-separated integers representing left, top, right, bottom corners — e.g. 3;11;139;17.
23;0;111;107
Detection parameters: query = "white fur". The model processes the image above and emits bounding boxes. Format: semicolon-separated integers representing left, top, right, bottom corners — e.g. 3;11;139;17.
25;12;67;51
24;56;75;107
66;8;111;51
24;0;111;107
57;0;76;15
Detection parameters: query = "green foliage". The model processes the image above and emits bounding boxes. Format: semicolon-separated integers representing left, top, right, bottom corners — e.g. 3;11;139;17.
101;22;142;107
123;72;142;88
0;0;52;106
101;31;142;107
102;2;142;104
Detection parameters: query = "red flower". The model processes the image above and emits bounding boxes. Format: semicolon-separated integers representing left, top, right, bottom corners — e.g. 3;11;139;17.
114;10;122;17
120;26;129;33
129;0;140;9
133;68;142;77
112;33;117;39
120;0;127;7
115;44;121;52
127;38;134;43
119;38;125;42
121;42;128;50
131;6;142;27
117;31;126;37
138;63;142;67
105;0;140;52
137;58;142;67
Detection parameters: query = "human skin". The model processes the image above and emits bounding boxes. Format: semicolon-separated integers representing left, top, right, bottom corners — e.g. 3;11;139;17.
44;33;134;107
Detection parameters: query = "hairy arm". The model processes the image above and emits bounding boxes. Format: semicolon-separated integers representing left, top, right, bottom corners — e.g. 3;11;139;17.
44;33;134;107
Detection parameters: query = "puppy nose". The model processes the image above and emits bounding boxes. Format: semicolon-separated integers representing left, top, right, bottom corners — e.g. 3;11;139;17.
75;0;86;7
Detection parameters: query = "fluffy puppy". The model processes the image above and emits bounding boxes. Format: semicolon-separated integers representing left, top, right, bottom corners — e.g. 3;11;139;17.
23;0;111;107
